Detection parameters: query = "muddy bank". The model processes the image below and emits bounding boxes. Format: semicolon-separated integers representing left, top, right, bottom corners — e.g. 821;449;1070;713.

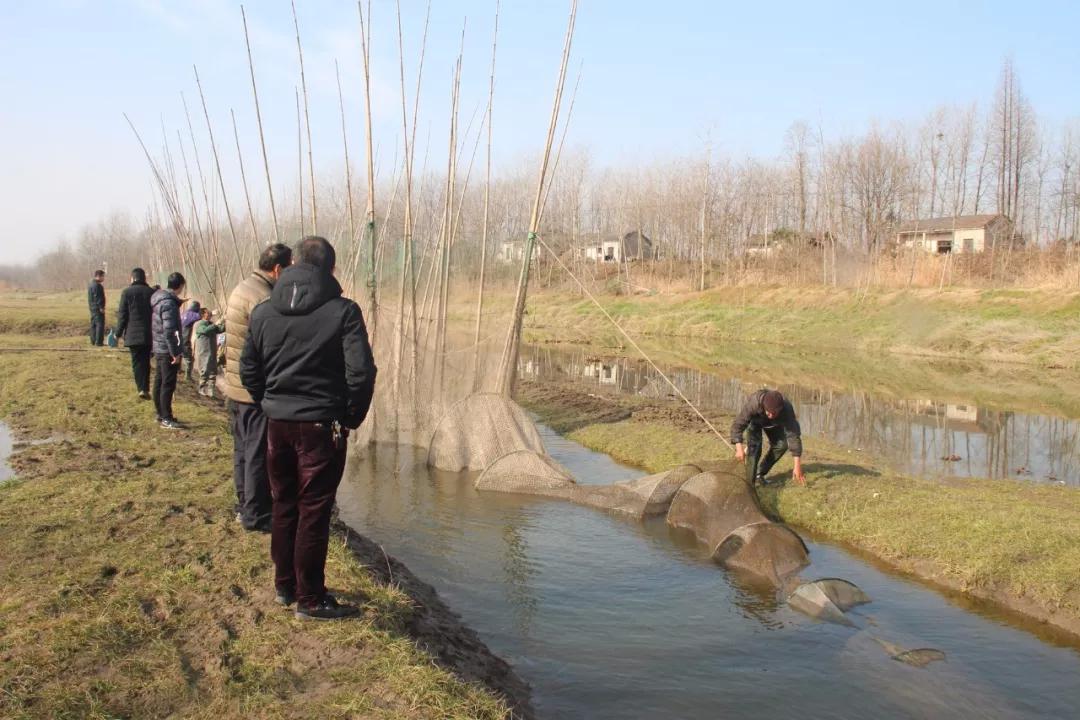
515;377;1080;643
336;523;534;719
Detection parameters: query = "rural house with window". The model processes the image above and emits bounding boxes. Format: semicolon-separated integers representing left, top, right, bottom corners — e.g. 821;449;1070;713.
895;214;1011;254
583;230;657;263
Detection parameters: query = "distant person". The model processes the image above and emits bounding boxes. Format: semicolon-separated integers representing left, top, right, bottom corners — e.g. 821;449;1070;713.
223;243;292;533
180;300;202;382
114;268;155;399
150;272;186;430
87;269;106;346
731;388;805;487
241;236;376;620
193;308;225;398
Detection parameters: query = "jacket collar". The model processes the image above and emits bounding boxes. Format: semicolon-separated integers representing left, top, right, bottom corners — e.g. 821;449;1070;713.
253;269;276;288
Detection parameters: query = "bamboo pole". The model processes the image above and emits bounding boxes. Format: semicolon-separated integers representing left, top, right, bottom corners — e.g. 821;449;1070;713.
194;65;246;283
390;0;431;430
495;0;579;396
240;4;281;243
291;0;317;234
358;0;379;342
335;59;358;280
472;0;500;391
230;108;261;251
295;88;305;237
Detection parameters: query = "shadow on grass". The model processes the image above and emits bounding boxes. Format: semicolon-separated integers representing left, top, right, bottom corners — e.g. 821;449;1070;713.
802;462;881;479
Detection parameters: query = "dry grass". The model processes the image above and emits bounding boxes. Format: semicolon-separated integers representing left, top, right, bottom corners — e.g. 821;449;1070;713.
0;319;509;718
505;284;1080;369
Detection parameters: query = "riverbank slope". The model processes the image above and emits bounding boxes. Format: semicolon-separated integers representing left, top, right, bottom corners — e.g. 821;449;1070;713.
504;285;1080;369
0;330;524;718
516;378;1080;641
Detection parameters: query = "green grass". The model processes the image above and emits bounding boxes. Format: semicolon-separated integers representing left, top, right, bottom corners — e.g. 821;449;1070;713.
516;285;1080;369
0;324;510;715
518;381;1080;632
0;290;94;335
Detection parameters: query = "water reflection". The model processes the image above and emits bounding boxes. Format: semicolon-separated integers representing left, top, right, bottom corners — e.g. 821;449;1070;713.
336;428;1080;719
519;344;1080;485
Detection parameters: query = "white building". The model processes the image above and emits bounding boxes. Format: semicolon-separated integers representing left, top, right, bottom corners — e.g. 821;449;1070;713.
895;214;1011;254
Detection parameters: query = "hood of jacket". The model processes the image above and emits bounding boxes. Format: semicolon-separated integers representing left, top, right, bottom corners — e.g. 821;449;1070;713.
270;263;342;316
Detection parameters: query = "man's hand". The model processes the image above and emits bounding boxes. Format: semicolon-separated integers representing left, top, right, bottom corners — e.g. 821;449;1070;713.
734;443;746;463
171;355;182;366
792;457;806;486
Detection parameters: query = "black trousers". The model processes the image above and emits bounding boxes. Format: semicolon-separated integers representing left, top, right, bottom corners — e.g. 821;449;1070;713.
229;400;272;529
746;424;788;484
128;344;151;393
153;354;179;421
89;311;105;346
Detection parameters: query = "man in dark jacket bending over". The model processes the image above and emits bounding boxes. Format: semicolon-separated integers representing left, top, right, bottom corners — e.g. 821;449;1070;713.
241;236;377;621
731;388;805;487
114;268;155;398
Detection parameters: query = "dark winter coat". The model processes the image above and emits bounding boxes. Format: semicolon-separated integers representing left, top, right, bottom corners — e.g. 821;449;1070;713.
114;281;154;347
87;280;106;315
730;388;803;457
240;263;377;429
150;288;182;357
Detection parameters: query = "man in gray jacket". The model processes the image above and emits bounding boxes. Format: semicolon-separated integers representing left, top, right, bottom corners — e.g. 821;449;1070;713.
223;243;292;532
151;272;186;430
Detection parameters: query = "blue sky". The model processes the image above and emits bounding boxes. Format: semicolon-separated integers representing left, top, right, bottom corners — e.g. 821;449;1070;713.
2;0;1078;264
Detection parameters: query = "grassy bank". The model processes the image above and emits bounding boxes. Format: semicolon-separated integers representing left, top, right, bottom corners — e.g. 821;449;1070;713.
517;380;1080;639
0;290;94;336
0;334;510;718
511;285;1080;369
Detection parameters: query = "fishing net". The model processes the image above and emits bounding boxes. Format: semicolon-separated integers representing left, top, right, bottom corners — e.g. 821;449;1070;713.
666;468;809;587
429;393;545;472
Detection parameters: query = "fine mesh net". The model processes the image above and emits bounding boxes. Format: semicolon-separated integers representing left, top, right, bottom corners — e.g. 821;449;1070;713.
666;468;809;587
475;450;576;494
429;394;546;472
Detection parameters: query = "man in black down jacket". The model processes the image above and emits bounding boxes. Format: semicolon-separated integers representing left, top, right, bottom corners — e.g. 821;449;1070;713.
115;268;156;398
241;236;377;620
87;269;106;346
731;388;805;487
150;272;186;429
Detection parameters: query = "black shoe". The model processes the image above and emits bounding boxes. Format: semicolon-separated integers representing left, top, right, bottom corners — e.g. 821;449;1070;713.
138;391;150;400
160;418;183;430
753;474;766;486
295;594;360;621
243;521;271;534
275;588;297;607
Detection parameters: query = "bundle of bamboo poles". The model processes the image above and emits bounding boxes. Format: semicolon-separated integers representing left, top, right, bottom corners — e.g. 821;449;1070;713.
125;0;580;442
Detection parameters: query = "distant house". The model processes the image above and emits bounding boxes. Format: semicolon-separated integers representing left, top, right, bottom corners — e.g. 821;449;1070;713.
895;214;1011;255
746;233;781;257
583;231;656;263
497;239;525;264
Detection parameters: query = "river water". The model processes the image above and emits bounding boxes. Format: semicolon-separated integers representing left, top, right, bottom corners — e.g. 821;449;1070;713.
336;425;1080;719
518;342;1080;486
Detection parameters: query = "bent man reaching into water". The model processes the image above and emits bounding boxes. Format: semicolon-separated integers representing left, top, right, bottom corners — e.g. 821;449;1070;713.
731;388;805;487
